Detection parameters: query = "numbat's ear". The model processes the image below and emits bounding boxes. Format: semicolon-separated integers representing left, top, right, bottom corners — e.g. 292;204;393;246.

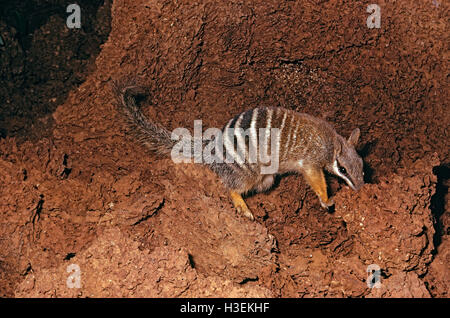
348;128;360;147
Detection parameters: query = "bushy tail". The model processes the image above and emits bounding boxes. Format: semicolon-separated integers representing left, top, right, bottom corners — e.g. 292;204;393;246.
112;79;175;157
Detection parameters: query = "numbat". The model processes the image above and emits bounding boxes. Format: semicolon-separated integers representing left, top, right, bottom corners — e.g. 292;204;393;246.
112;79;364;220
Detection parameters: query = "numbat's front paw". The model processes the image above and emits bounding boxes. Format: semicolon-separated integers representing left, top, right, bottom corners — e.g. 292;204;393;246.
319;197;335;209
230;190;255;221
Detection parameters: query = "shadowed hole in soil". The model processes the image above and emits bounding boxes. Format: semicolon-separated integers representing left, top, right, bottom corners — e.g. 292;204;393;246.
358;140;377;184
63;253;76;261
187;254;196;269
430;164;450;251
239;277;259;285
0;0;111;142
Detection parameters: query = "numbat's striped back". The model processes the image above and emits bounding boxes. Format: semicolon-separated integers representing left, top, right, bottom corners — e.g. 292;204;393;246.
215;106;337;175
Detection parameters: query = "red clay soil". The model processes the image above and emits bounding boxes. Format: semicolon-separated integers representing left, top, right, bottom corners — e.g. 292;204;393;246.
1;0;449;297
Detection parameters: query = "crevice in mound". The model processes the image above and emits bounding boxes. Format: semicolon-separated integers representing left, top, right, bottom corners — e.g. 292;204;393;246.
63;253;76;261
430;164;449;251
358;141;378;184
21;263;33;277
131;199;165;226
30;194;45;229
187;254;196;269
239;277;259;285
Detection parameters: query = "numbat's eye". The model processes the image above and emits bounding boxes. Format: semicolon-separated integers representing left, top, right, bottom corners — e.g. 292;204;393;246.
339;167;347;175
